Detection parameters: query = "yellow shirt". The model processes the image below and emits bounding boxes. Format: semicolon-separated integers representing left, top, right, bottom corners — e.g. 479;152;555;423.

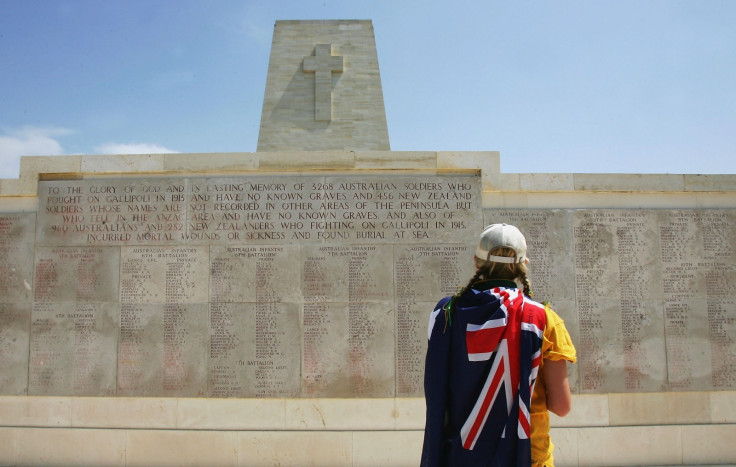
530;306;577;467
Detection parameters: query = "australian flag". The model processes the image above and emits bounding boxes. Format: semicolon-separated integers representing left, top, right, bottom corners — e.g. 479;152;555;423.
421;285;546;467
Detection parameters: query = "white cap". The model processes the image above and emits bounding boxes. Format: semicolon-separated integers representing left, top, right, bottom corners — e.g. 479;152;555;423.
475;223;528;264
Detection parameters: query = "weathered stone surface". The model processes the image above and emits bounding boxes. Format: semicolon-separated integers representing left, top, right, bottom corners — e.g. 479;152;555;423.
20;172;485;397
208;302;301;398
0;213;35;303
36;174;481;247
29;301;119;396
486;208;736;393
6;177;734;397
34;247;120;302
0;303;31;395
0;213;35;395
117;303;209;397
257;20;390;151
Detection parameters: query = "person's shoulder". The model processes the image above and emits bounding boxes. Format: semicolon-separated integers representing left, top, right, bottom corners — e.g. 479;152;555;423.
428;296;453;340
522;295;548;314
525;297;564;321
542;304;566;325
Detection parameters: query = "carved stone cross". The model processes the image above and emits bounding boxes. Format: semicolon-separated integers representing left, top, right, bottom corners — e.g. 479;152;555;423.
303;44;343;121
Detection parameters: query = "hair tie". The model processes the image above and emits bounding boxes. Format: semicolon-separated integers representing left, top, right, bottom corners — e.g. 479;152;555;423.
442;286;465;333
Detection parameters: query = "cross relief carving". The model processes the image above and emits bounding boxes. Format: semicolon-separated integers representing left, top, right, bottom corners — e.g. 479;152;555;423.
303;44;343;121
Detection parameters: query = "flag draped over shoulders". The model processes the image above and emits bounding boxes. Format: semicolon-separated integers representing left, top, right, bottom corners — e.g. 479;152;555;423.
422;283;546;467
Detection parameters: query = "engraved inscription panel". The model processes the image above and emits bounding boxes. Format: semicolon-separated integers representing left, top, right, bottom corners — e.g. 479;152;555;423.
29;246;120;396
658;210;710;390
485;208;736;394
486;210;575;301
37;174;480;247
120;246;209;304
0;213;35;303
0;213;36;395
0;303;31;394
698;210;736;389
484;210;580;390
28;172;485;398
29;301;119;396
302;301;395;397
117;302;208;396
37;179;186;246
117;246;210;396
393;244;476;396
301;245;396;397
208;302;301;398
210;245;301;303
34;247;119;303
573;210;666;393
24;172;736;397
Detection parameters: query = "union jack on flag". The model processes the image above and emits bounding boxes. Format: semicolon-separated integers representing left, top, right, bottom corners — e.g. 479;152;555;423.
421;284;548;467
460;288;545;451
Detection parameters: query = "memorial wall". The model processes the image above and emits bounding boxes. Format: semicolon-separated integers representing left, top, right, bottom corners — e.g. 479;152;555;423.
1;171;734;398
1;172;483;397
490;208;736;393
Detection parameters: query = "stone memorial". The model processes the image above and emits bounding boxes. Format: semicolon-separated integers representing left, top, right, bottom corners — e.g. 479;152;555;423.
0;18;735;467
26;172;481;397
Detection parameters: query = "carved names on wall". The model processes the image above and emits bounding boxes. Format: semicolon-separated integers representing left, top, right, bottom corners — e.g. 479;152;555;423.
488;209;736;393
2;175;734;397
25;174;481;397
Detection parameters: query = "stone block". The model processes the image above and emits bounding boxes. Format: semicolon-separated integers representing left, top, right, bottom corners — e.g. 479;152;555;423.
519;173;575;191
711;391;736;423
257;151;356;169
81;153;166;173
437;151;501;190
18;155;81;195
551;394;609;427
0;192;37;210
176;398;285;430
71;397;177;429
126;429;238;466
577;425;682;466
0;427;15;465
0;396;71;427
609;392;711;426
695;192;736;208
482;191;528;208
548;427;579;466
285;398;396;430
15;427;126;466
394;397;426;430
353;431;424;466
354;150;437;169
573;173;685;192
684;174;736;192
238;431;352;466
681;424;736;465
164;152;258;172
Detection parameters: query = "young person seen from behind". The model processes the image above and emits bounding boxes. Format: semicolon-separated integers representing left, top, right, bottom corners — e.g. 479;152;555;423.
421;223;577;467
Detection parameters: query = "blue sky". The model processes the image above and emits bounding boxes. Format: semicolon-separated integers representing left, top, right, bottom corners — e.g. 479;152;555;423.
1;0;734;179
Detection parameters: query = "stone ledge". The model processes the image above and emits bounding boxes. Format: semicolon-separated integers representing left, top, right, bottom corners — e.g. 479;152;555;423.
2;393;735;431
6;153;732;198
483;191;736;209
2;425;735;467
